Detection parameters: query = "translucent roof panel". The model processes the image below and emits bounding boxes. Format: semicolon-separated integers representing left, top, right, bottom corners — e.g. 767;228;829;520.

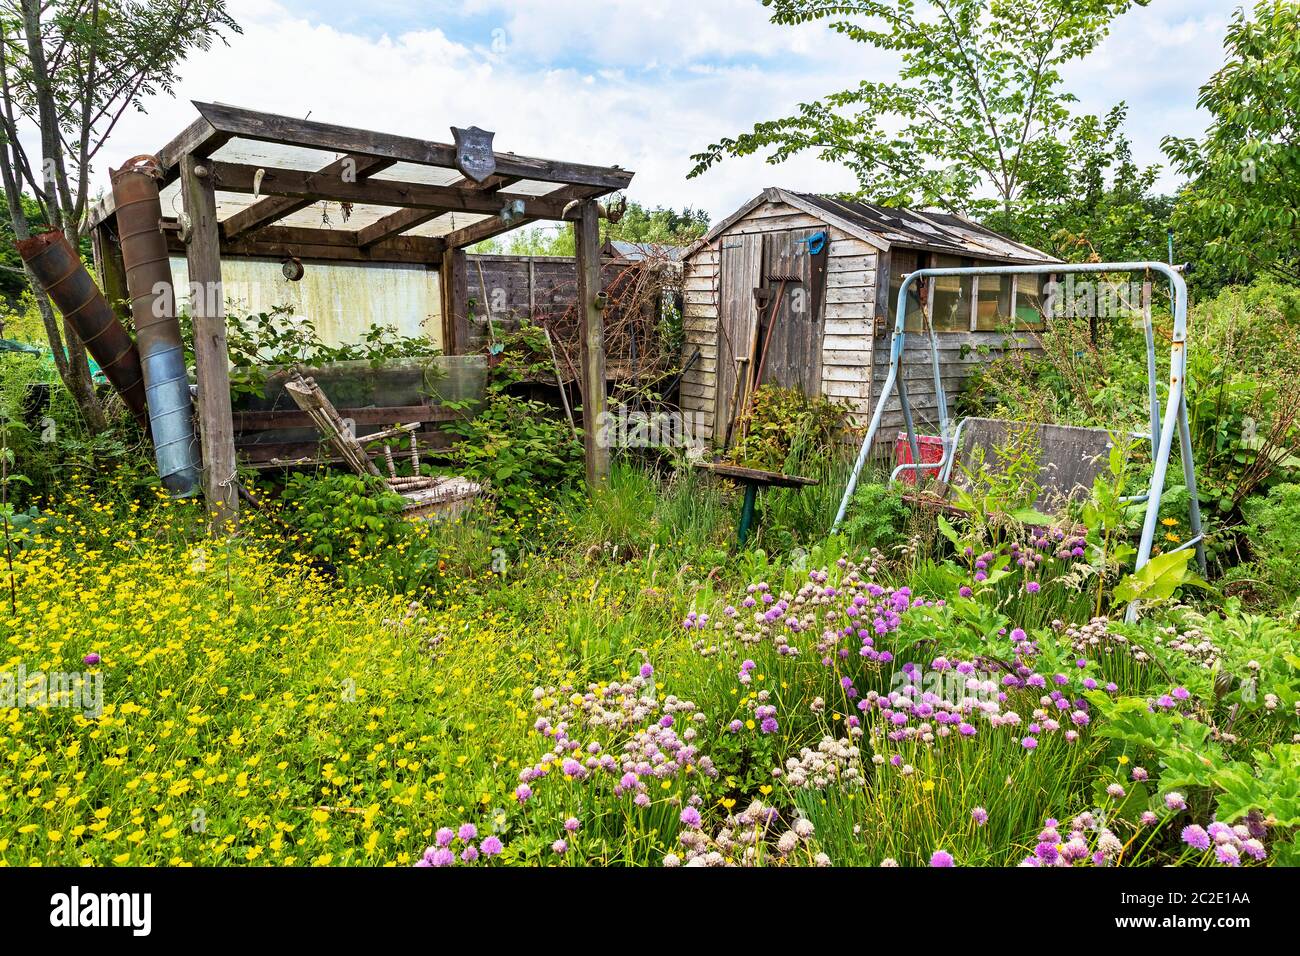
369;162;465;187
208;137;347;172
408;213;494;238
209;193;406;231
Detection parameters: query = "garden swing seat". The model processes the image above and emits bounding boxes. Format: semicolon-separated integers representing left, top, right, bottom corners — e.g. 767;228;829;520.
831;262;1208;621
894;417;1118;515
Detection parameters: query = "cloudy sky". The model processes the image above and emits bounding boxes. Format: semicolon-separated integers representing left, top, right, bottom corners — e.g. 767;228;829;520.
108;0;1245;223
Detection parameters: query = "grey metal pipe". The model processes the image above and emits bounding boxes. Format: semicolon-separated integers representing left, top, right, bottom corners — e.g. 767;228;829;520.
111;155;200;496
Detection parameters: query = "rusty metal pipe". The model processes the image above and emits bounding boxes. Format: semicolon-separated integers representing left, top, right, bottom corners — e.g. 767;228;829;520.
111;154;200;495
16;230;150;431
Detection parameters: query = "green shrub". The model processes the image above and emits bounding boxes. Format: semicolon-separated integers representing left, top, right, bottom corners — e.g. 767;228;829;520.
442;393;584;515
729;385;846;473
839;481;909;553
1238;484;1300;614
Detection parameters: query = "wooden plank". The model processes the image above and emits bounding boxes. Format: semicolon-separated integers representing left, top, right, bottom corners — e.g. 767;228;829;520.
234;404;456;431
574;200;608;490
370;174;523;246
714;232;764;442
221;155;397;239
193;102;636;190
759;227;822;397
207;162;571;219
180;155;238;526
441;249;469;354
164;232;443;266
441;214;539;250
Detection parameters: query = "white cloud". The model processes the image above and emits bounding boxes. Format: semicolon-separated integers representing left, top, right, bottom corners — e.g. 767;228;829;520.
100;0;1243;223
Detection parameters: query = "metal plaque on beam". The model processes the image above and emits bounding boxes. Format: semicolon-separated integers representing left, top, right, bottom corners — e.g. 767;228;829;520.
452;126;496;183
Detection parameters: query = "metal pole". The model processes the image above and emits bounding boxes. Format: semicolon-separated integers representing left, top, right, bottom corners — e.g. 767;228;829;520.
832;261;1197;552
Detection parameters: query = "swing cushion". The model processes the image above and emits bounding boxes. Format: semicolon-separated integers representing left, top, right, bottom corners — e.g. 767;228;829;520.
946;418;1116;513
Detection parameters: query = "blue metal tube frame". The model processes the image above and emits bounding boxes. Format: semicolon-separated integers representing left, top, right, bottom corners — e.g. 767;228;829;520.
831;261;1206;601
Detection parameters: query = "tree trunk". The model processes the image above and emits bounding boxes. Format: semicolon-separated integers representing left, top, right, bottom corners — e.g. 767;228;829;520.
12;0;107;433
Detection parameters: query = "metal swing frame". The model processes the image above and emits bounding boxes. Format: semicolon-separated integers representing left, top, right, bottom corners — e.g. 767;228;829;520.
831;261;1207;595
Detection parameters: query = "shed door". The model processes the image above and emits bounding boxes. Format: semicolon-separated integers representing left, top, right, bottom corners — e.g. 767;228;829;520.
715;233;764;436
759;228;824;396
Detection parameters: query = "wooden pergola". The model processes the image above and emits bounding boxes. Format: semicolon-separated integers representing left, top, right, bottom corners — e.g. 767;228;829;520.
87;102;634;522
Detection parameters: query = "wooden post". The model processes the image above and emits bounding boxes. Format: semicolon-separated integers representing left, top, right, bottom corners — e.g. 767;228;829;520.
90;220;131;325
440;248;469;353
573;200;609;491
179;154;238;527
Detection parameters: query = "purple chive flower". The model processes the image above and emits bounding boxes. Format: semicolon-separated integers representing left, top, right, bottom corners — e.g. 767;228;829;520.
1107;783;1126;799
1021;736;1038;750
1140;811;1158;826
1025;581;1040;594
760;717;779;734
480;835;503;856
929;850;955;867
458;823;477;841
972;807;988;826
1181;825;1211;851
1172;686;1190;700
640;663;654;678
460;845;479;863
564;817;581;833
514;784;532;803
958;586;973;598
1165;792;1187;811
1131;767;1148;782
83;653;101;666
429;847;455;867
680;806;702;828
1215;844;1240;866
728;719;743;733
551;839;567;855
435;827;454;847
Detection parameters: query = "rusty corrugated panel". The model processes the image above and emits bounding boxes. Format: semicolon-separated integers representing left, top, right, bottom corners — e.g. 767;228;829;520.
111;155;200;495
16;229;150;430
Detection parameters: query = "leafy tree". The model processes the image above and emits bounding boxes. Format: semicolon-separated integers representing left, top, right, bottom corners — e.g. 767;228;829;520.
689;0;1146;226
0;0;240;431
1006;105;1173;263
1162;0;1300;290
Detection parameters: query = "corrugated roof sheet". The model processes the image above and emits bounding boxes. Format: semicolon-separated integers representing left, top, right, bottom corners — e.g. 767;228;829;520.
793;193;1056;262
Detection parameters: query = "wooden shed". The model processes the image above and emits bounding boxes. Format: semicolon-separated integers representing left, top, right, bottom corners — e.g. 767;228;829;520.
679;188;1058;448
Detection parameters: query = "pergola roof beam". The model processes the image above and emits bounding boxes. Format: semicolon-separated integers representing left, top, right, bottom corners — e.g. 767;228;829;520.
356;174;520;247
193;101;634;190
221;154;396;240
206;161;572;219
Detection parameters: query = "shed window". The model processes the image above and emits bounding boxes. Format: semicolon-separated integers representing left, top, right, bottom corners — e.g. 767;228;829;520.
975;274;1014;330
1015;273;1050;327
888;249;926;332
929;255;973;332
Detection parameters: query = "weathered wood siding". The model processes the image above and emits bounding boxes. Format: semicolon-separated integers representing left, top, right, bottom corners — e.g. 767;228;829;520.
680;241;720;439
680;197;881;443
870;330;1041;442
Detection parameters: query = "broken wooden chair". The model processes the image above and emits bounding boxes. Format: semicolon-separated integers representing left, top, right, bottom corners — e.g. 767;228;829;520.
284;371;481;521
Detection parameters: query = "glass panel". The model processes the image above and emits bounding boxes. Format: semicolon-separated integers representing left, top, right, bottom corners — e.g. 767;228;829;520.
975;273;1014;331
930;254;971;331
1016;273;1049;327
888;250;926;332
